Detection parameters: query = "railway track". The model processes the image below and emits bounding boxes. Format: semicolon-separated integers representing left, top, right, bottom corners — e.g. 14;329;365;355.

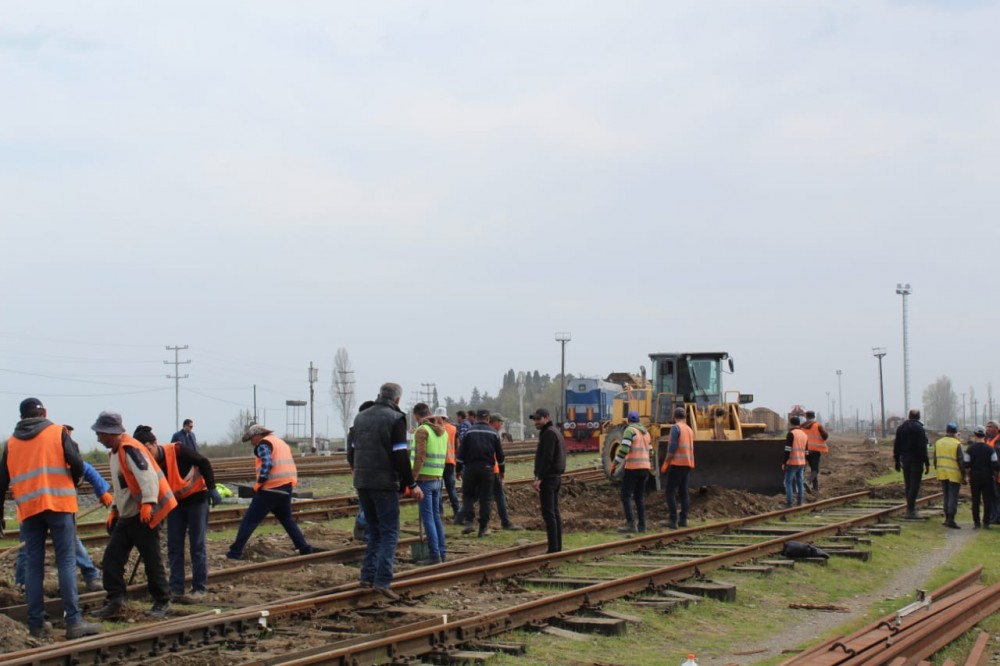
0;489;943;666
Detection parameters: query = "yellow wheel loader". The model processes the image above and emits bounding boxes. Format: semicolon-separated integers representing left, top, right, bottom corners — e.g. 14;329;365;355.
599;352;786;493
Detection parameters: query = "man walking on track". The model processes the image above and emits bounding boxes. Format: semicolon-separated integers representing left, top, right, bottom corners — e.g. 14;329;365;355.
530;407;566;553
800;410;829;492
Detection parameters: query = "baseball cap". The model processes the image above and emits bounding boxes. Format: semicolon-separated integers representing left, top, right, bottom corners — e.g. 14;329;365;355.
19;397;44;418
528;408;550;420
489;414;504;423
946;422;959;432
433;406;448;418
627;410;640;422
475;408;490;420
242;424;273;442
974;425;987;436
91;411;126;435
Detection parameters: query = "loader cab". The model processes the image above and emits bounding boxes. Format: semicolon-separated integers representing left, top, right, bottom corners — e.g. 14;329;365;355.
649;352;731;410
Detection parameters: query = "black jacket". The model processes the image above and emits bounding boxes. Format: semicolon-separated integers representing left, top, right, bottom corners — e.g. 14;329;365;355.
534;421;566;480
351;398;414;492
457;422;504;475
893;419;929;466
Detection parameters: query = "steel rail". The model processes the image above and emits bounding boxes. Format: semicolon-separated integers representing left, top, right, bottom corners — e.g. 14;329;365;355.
0;489;913;666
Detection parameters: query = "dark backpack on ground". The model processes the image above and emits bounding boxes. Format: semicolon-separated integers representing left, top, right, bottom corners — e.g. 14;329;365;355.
782;540;830;559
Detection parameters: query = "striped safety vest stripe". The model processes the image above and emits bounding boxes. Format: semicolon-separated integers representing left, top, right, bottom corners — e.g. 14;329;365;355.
671;423;695;468
7;423;78;521
161;442;207;500
256;436;299;490
801;421;828;453
118;435;178;528
411;423;447;478
623;425;652;470
786;429;808;466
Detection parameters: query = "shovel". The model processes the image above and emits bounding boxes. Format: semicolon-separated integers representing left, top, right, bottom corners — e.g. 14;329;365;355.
410;512;430;564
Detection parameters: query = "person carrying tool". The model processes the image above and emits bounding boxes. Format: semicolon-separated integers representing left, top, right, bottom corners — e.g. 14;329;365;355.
964;425;998;529
783;416;808;507
0;398;103;639
91;411;176;620
893;408;929;519
133;425;221;602
351;382;423;600
660;406;695;529
411;403;448;564
226;423;315;560
932;422;966;529
800;410;829;492
611;410;651;533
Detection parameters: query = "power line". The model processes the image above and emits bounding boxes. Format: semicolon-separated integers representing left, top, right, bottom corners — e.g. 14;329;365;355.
164;345;190;432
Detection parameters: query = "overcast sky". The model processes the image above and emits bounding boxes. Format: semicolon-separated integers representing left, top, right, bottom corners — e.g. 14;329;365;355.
2;1;999;448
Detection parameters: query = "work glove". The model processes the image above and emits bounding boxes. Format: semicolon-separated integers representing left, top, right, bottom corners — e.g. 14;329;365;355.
106;510;119;535
209;488;223;507
139;503;154;525
894;461;901;472
660;461;669;474
99;492;114;508
609;462;617;475
781;464;786;472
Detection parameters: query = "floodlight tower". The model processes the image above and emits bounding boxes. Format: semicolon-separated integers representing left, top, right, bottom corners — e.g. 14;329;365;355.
555;332;571;423
896;283;912;412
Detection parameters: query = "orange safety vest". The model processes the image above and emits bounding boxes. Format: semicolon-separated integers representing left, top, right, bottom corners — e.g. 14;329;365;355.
117;435;178;528
443;422;457;465
987;435;999;450
670;422;695;468
787;429;808;466
255;435;298;490
160;442;207;500
7;423;78;522
623;424;652;470
801;421;828;453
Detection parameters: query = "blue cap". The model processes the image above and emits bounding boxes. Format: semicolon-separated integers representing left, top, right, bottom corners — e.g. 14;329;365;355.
946;422;958;432
627;410;640;422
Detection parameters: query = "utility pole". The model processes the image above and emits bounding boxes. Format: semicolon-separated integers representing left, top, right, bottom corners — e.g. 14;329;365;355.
555;332;571;424
873;348;887;438
420;382;436;405
826;391;831;424
896;283;912;412
253;384;258;423
308;362;318;454
961;393;966;430
517;371;526;441
164;345;190;432
836;369;843;431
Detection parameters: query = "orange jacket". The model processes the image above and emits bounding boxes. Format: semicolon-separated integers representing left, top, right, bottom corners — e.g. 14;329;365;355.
442;421;457;465
117;435;178;528
801;421;829;453
159;442;207;500
7;423;78;521
255;435;298;491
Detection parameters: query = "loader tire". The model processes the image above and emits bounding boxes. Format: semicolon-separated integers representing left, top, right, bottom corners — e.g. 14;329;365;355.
601;424;627;483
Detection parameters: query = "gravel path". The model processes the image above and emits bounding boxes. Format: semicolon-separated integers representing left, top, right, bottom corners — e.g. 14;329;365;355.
717;520;978;665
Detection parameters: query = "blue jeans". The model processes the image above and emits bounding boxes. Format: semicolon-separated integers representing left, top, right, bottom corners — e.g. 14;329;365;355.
167;499;209;594
227;485;311;558
16;534;99;586
21;511;82;628
417;480;446;560
784;465;805;507
357;488;400;588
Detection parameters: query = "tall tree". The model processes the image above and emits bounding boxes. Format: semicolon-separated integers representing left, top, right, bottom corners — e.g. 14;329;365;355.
331;347;356;438
922;376;958;429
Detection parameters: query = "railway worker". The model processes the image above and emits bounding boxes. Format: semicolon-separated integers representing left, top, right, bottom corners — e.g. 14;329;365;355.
932;422;966;529
132;425;221;602
347;400;376;541
351;382;423;600
91;410;176;621
0;398;102;639
410;403;448;564
457;408;504;537
783;416;808;507
456;410;473;445
985;420;1000;523
964;425;998;529
610;410;651;533
530;407;566;553
800;410;829;492
172;418;200;453
435;407;461;519
660;406;695;529
893;409;929;519
226;424;315;560
488;414;523;531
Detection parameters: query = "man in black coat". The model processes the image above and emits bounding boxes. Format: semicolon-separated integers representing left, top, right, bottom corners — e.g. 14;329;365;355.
893;409;929;519
530;408;566;553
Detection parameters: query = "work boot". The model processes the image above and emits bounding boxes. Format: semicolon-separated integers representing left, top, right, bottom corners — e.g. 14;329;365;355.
65;620;103;639
146;600;171;618
944;515;961;529
461;524;475;535
84;578;102;593
374;585;400;601
617;522;637;533
904;510;920;520
28;621;52;639
502;523;524;531
91;599;126;619
678;516;688;528
637;523;647;533
353;523;366;541
478;527;492;537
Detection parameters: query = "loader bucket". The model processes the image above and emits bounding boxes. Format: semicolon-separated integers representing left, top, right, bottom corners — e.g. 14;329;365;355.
684;438;787;493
